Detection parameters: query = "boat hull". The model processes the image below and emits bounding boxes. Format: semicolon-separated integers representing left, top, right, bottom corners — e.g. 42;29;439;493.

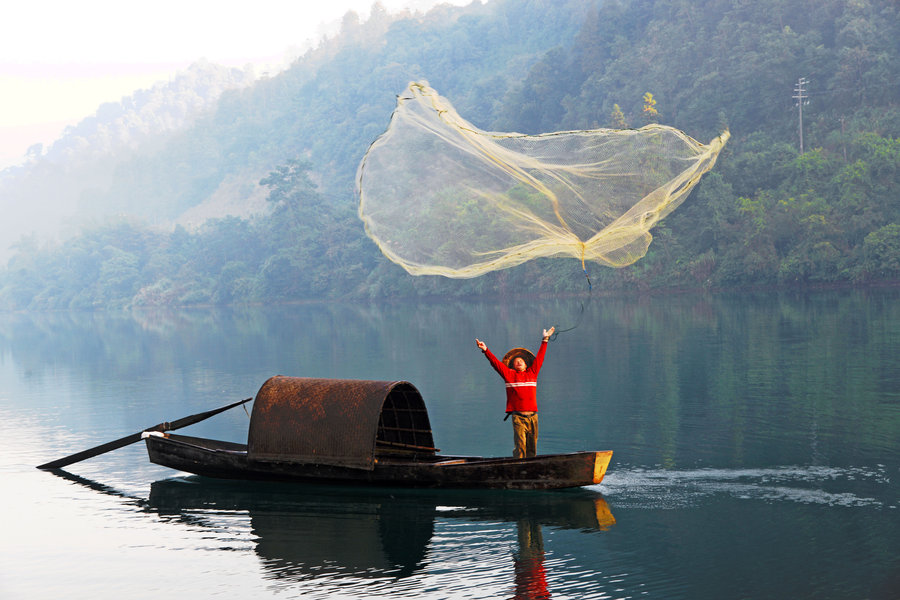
144;433;611;490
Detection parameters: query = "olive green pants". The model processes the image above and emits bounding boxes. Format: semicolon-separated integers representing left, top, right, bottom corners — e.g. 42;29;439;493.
511;412;539;458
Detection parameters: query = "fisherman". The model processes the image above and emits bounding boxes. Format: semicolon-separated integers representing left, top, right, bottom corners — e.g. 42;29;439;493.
475;327;555;459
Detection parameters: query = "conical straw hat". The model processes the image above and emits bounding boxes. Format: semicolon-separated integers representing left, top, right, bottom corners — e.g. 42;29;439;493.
502;347;535;368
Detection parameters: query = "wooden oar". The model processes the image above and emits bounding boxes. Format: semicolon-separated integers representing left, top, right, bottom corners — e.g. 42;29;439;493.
36;397;253;470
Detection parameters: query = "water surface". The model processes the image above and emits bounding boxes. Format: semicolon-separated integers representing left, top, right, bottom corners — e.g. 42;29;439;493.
1;289;897;599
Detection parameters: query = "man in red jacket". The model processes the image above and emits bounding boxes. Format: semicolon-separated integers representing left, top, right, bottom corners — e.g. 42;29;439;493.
475;326;555;458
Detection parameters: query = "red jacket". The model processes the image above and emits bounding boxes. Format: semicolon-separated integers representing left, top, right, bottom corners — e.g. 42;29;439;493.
482;341;547;413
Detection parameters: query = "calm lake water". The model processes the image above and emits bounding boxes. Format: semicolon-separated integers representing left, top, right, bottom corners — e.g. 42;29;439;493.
1;289;897;599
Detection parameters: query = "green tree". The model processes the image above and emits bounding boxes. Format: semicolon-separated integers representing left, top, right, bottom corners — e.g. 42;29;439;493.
610;103;628;128
861;223;900;279
642;92;659;124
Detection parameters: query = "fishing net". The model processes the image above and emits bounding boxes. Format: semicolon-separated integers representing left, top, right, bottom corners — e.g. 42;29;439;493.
357;82;729;278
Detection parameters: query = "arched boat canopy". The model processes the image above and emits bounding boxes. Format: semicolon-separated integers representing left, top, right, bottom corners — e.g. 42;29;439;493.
247;376;435;470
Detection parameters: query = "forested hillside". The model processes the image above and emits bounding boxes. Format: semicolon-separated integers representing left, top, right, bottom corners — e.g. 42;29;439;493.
0;61;257;260
1;0;898;310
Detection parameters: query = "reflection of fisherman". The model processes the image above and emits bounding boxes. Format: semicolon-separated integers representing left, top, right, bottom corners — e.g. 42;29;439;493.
475;327;555;458
513;519;549;600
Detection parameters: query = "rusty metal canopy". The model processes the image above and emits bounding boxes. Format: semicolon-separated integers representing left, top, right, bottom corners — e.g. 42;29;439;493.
247;376;435;470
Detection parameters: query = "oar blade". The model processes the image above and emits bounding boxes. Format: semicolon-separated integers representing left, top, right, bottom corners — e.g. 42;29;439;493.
36;430;153;470
36;397;253;471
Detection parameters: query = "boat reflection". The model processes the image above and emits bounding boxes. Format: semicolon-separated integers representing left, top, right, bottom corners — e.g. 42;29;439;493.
152;478;438;579
49;469;614;590
146;478;615;584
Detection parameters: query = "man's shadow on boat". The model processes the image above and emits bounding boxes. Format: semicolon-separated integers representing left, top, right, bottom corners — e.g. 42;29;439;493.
49;469;615;582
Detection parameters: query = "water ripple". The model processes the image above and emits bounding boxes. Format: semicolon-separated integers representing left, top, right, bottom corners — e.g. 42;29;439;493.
592;465;890;508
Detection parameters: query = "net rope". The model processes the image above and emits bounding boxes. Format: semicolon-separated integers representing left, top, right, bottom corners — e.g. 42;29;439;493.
357;82;729;278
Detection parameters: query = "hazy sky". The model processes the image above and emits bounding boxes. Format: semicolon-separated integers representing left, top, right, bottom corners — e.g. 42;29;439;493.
0;0;472;168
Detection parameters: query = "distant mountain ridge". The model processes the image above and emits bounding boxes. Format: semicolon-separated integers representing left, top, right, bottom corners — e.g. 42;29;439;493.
0;60;257;260
0;0;589;262
1;0;898;310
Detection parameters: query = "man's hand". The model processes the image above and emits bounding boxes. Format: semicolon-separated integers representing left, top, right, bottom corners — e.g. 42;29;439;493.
542;326;555;341
475;338;487;352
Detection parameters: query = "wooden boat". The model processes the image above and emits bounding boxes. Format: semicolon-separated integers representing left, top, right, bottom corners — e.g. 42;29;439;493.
143;376;612;490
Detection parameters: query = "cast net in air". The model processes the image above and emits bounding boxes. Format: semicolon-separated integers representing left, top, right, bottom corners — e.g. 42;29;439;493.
357;82;729;278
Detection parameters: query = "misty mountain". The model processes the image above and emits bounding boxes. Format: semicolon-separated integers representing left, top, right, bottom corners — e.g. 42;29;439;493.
1;0;898;310
0;60;257;261
0;0;587;263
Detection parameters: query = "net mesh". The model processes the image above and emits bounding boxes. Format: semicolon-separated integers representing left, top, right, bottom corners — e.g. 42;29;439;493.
357;82;729;278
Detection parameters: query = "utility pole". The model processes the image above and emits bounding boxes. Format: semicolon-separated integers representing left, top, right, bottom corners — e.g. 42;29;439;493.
840;115;847;162
793;77;809;154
